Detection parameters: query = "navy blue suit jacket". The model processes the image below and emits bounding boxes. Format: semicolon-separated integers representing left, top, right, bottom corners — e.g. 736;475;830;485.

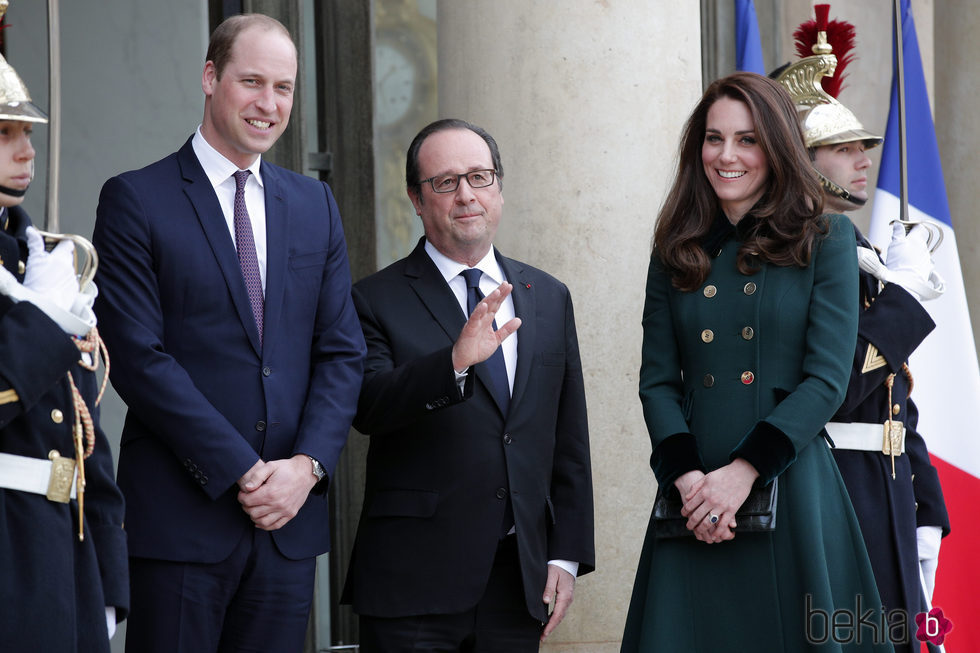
93;137;365;562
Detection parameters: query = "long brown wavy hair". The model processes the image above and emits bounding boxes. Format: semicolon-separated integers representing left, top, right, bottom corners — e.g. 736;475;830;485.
654;72;826;291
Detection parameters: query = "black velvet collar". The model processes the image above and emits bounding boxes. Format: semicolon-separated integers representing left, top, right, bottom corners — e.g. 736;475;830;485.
699;211;758;257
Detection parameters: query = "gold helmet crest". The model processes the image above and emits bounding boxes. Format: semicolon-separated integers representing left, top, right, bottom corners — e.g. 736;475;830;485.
776;4;880;150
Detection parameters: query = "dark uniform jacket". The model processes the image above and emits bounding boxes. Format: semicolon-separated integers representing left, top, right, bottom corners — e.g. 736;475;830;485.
831;227;949;652
0;206;128;652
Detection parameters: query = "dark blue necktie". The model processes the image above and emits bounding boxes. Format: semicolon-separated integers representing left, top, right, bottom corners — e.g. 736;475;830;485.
460;268;510;416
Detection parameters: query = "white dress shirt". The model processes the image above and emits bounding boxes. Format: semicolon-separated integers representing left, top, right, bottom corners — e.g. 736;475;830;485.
423;239;517;391
191;128;268;294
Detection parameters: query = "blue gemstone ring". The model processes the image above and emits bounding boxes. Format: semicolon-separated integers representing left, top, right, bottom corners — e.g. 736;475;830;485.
708;513;720;525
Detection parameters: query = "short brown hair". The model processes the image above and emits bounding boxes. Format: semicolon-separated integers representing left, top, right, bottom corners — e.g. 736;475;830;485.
206;14;295;79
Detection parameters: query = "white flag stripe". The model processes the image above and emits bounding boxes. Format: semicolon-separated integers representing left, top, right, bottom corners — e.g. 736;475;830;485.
870;189;980;478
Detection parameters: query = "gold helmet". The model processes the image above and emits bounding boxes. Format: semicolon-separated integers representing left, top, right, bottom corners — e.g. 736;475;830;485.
776;4;880;204
0;0;48;124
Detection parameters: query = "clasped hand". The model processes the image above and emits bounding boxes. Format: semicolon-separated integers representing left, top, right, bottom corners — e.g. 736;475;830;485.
676;459;759;544
237;455;317;531
451;281;521;372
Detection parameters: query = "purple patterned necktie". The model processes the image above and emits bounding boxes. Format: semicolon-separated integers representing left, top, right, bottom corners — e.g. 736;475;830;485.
233;169;264;344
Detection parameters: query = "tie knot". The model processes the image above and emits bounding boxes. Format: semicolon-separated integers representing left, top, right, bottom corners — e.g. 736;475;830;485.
460;268;482;289
233;169;251;192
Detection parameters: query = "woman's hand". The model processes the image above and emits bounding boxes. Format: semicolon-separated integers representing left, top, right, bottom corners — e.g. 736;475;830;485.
673;469;706;501
681;458;760;543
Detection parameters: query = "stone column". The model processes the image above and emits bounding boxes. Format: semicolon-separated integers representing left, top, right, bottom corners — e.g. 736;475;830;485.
936;3;980;349
437;3;701;650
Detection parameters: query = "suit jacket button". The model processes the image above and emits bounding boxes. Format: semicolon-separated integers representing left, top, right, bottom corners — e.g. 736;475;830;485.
495;487;507;500
503;434;512;444
703;285;717;298
741;371;755;385
703;374;714;388
255;420;267;431
743;282;757;295
701;329;714;343
262;366;272;377
50;409;64;424
741;326;755;340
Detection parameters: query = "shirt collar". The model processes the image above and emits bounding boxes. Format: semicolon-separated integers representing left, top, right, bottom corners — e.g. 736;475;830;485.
192;127;264;189
423;239;505;285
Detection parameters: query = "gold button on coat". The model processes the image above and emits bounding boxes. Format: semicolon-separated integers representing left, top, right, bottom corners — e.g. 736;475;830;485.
51;409;64;424
892;404;901;416
740;371;755;385
703;285;717;298
741;326;755;340
743;282;757;295
701;329;714;343
18;260;26;275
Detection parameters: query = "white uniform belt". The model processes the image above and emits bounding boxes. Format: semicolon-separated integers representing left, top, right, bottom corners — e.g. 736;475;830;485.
825;422;905;454
0;452;78;500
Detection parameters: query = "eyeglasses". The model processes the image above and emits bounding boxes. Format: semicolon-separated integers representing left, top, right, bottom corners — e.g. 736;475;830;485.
419;169;497;194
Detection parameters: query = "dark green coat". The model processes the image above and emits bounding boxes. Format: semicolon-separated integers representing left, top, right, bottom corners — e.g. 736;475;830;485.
623;214;894;652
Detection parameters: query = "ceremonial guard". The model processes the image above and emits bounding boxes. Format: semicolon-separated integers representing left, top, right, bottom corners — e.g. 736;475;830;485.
0;5;128;649
777;7;949;651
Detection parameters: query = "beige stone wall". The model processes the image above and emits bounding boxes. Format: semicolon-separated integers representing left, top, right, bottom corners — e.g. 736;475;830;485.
437;2;701;649
936;2;980;353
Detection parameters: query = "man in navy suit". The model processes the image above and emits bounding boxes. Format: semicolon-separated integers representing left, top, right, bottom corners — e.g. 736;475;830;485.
343;119;595;652
93;14;365;653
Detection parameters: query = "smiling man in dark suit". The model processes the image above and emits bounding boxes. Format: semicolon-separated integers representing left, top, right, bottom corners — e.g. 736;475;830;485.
92;13;365;653
343;118;595;652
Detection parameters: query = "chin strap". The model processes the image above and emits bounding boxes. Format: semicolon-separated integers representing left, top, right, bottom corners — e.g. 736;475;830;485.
0;183;27;198
816;170;867;207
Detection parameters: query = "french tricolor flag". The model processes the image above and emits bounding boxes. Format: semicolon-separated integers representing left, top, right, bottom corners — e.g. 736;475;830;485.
870;0;980;648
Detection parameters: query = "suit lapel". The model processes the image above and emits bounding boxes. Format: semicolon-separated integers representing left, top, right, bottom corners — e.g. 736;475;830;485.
261;164;287;355
499;252;534;414
405;240;467;343
177;141;262;356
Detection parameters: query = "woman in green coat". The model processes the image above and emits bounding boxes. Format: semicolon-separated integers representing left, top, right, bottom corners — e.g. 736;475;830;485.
622;73;894;652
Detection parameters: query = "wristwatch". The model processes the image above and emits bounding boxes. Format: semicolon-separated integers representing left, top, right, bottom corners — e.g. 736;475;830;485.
308;456;326;482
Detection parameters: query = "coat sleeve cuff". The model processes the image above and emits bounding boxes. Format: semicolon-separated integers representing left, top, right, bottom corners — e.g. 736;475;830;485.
650;433;705;488
730;421;796;485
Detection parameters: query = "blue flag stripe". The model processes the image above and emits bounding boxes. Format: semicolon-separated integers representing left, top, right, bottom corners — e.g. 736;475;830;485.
735;0;765;75
876;0;952;226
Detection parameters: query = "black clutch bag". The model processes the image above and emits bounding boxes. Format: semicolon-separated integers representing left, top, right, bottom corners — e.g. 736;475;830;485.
652;477;778;538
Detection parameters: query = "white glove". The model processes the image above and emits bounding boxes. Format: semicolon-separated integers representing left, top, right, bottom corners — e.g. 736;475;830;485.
0;254;96;337
917;525;942;602
24;226;79;313
883;222;945;301
105;606;116;640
